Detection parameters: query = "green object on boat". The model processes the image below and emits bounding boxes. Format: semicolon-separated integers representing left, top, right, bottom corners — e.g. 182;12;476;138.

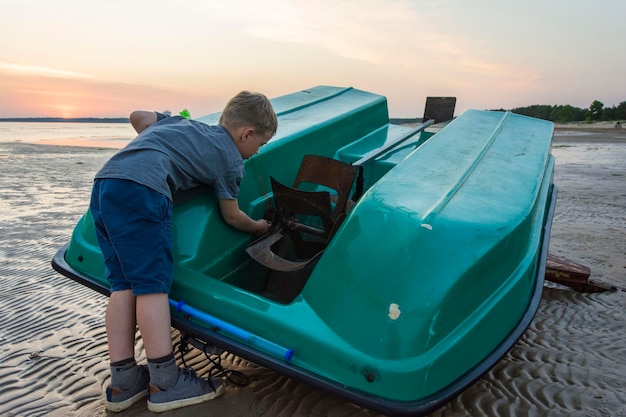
179;108;191;119
52;86;556;417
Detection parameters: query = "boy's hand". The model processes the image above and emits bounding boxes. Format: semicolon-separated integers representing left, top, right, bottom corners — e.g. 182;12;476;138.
218;199;272;236
129;111;158;133
254;219;271;236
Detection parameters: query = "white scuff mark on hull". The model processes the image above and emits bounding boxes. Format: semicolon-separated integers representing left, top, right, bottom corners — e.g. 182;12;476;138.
388;303;401;320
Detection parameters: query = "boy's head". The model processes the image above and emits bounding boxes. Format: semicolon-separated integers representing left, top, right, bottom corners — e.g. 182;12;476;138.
219;91;278;138
220;91;278;159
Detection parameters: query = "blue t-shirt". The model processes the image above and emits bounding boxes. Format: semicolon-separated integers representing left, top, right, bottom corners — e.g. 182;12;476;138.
95;115;243;202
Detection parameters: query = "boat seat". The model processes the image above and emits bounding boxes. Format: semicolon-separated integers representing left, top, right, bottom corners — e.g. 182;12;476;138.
246;155;357;272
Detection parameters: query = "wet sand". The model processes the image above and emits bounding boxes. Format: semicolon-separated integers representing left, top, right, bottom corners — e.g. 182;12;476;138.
0;128;624;416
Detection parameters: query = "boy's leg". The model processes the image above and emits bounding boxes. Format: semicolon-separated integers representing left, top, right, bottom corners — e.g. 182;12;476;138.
136;293;174;359
106;289;137;362
104;290;180;412
104;289;150;412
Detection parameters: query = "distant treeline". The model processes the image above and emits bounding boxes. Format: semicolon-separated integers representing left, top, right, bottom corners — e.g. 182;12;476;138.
0;117;129;123
4;100;625;125
495;100;626;123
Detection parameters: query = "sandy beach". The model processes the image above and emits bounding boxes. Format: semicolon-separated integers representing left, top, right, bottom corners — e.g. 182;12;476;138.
0;127;624;417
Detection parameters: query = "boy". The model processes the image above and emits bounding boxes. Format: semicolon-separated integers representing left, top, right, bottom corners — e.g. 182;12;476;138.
90;91;276;413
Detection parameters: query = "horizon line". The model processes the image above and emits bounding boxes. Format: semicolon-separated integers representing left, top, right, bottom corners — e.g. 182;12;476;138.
0;116;427;123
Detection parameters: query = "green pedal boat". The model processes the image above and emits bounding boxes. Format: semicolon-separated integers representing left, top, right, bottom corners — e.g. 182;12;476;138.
52;86;557;416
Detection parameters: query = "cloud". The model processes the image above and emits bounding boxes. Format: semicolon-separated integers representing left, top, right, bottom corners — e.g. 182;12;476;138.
0;62;92;80
206;0;536;85
208;0;420;65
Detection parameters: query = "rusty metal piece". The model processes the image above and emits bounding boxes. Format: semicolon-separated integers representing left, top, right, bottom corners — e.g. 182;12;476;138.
545;253;616;292
271;178;334;237
283;219;326;237
246;177;333;272
246;232;322;272
246;155;358;273
294;155;357;218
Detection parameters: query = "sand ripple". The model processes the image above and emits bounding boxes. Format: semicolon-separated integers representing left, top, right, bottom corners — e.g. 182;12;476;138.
0;140;624;417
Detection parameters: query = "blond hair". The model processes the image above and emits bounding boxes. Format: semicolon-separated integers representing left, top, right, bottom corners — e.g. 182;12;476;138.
219;91;278;137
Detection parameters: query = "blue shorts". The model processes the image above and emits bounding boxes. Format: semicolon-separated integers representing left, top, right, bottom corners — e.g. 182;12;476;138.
90;179;173;295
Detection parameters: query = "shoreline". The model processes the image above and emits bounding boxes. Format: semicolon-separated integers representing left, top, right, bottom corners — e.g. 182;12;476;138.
553;122;626;142
2;123;625;151
553;131;626;143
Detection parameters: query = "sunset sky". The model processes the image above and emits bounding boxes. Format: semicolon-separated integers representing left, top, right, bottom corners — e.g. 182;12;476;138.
1;0;625;118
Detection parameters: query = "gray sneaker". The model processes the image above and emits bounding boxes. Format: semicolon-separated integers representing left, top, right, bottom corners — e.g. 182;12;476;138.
147;368;224;413
105;365;150;412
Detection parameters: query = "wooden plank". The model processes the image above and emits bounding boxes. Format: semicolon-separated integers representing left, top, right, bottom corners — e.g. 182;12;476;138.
545;253;616;292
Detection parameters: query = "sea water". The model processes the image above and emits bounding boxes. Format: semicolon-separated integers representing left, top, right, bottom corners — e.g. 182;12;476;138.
1;122;624;174
0;122;135;148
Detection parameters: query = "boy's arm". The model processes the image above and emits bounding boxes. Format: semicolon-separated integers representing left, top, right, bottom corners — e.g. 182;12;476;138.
129;111;159;133
218;199;270;236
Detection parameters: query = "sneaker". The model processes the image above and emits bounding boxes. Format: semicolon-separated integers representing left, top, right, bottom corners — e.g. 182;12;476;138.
105;365;150;412
147;368;224;413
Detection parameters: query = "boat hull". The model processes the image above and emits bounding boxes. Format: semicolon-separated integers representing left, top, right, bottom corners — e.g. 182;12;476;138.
52;86;556;416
